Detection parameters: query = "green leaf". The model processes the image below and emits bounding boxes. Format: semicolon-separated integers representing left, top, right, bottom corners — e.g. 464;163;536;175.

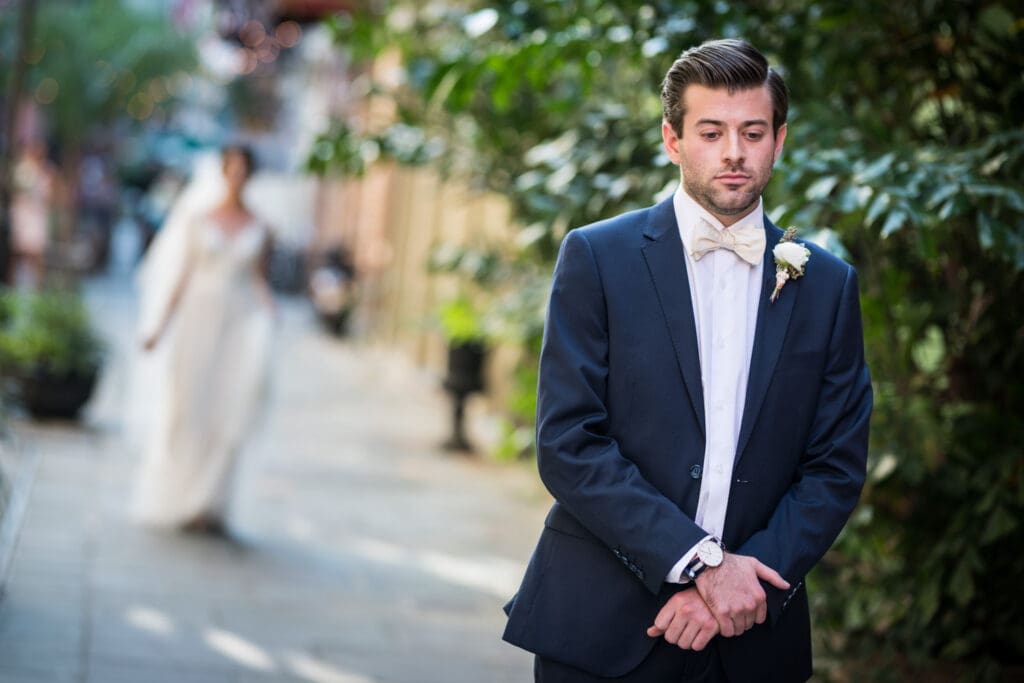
805;175;840;201
938;198;957;221
950;558;976;607
880;209;907;237
977;210;996;249
854;152;896;184
836;183;872;212
919;579;940;622
981;505;1017;544
966;184;1024;212
926;182;960;210
865;192;891;226
911;325;945;374
437;297;486;343
940;637;975;659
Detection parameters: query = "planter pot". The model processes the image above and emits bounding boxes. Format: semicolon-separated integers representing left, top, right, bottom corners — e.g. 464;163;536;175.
443;341;486;396
317;308;351;336
12;365;100;419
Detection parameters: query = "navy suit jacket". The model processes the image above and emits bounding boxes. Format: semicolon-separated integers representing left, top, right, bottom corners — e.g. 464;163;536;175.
503;197;872;682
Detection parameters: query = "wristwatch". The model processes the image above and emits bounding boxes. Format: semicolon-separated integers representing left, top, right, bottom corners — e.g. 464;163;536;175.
683;537;725;581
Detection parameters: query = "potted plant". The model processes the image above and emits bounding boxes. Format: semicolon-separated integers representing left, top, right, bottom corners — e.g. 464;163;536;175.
0;289;104;419
437;295;488;452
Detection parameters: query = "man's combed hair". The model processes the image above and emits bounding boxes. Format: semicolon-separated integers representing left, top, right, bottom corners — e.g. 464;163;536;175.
661;38;788;137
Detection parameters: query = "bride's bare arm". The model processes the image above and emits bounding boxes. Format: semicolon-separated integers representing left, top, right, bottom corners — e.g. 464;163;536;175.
142;264;192;351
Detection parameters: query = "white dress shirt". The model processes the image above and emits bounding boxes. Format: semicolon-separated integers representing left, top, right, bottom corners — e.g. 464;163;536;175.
665;185;765;583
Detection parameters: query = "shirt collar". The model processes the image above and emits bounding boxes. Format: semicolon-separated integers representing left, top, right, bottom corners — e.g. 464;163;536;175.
673;184;764;258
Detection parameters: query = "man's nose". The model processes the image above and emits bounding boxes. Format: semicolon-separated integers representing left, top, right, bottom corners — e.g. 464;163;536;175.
722;133;744;164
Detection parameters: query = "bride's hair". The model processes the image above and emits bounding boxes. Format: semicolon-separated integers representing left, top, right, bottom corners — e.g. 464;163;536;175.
221;144;256;178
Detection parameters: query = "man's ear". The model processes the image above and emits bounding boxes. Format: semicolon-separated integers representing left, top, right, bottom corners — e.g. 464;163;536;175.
662;120;682;165
773;123;787;163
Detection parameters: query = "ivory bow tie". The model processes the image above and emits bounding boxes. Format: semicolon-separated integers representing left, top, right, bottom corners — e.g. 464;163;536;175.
690;219;765;266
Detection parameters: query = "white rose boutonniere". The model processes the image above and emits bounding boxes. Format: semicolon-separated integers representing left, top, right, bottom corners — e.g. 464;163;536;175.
770;227;811;303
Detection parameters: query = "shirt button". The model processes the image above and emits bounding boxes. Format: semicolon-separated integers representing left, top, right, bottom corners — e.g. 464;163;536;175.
689;464;702;479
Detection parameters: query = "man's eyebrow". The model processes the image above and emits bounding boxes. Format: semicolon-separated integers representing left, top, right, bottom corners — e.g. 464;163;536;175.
694;118;770;127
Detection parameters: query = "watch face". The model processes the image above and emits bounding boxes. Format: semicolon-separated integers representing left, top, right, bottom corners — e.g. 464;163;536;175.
699;540;724;567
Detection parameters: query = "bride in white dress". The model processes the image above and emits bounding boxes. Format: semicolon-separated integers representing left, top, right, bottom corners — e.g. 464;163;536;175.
131;146;274;533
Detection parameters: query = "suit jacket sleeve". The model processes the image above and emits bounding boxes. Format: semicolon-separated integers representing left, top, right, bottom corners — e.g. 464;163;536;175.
536;229;707;595
735;264;873;623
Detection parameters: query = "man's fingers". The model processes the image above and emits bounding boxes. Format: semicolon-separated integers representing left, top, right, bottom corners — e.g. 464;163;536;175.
663;615;686;645
691;625;716;651
756;598;768;625
652;603;675;633
754;561;790;590
716;613;736;638
646;625;664;637
672;620;700;650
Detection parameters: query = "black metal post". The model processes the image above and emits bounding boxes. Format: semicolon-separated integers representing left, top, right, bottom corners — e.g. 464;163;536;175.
441;341;486;453
444;389;471;452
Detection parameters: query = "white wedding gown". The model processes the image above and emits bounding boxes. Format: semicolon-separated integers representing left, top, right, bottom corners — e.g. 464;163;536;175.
131;215;272;527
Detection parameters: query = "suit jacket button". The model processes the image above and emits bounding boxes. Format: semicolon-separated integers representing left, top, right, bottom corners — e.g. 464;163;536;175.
689;464;702;479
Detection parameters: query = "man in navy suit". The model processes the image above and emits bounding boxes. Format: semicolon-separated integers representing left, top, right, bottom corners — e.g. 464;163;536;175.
503;39;872;682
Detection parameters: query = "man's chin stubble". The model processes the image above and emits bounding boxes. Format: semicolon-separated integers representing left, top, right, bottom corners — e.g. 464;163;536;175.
705;191;759;217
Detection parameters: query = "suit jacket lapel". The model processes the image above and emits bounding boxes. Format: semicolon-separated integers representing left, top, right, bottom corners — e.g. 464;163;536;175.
640;198;706;438
735;219;795;464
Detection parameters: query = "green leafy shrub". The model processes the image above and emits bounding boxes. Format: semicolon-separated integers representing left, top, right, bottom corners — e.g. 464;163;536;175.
0;289;105;378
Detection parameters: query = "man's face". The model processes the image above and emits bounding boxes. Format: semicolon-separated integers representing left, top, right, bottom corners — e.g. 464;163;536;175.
662;83;786;226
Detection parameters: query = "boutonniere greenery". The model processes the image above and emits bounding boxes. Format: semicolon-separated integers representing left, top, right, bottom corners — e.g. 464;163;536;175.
770;228;810;303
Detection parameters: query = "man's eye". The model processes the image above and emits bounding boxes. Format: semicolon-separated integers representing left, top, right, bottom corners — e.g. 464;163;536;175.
702;132;720;140
746;132;764;140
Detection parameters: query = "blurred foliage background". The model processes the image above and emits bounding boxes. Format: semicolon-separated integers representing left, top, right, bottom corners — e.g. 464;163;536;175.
0;0;197;241
309;1;1024;680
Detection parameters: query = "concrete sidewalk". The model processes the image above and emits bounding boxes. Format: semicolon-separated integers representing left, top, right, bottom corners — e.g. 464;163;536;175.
0;270;549;682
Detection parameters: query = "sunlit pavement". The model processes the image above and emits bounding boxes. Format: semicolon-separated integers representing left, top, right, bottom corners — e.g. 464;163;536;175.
0;236;549;682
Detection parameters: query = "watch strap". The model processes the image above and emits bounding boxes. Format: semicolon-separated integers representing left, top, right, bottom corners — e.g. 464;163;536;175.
683;536;724;581
683;555;706;581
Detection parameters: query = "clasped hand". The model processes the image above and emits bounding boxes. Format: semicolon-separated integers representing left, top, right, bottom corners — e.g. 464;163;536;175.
647;553;789;650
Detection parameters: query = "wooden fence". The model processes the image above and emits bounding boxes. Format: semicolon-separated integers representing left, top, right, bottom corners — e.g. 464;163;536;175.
314;163;526;429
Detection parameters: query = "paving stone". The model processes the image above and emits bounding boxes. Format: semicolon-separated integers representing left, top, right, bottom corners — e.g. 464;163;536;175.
85;657;242;683
0;662;79;683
